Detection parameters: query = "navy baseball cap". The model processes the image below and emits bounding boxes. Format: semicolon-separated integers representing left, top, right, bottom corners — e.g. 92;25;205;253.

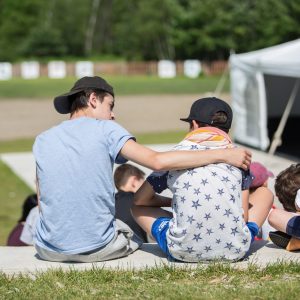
180;97;232;130
54;76;114;114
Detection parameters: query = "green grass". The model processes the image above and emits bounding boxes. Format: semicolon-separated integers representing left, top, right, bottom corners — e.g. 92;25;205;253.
0;160;33;245
0;263;300;299
0;75;229;99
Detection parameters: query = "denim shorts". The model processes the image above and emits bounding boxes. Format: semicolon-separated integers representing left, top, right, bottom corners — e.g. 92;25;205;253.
286;215;300;238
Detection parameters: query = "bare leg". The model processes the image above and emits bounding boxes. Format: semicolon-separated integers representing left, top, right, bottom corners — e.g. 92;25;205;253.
268;208;297;233
248;187;274;227
131;205;172;240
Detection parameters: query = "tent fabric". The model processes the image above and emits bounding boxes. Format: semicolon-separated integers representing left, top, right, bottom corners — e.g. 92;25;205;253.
229;39;300;150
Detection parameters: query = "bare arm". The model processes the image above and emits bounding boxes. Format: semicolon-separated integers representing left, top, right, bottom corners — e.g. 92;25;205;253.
134;181;172;207
121;139;251;171
242;190;249;222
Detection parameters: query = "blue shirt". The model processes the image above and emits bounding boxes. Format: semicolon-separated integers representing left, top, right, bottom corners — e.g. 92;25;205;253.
33;117;134;254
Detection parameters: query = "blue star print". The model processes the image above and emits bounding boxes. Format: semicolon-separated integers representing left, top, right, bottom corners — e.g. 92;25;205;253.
201;179;208;186
192;200;201;210
193;234;202;242
187;215;195;224
183;181;192;190
204;213;211;220
194;188;201;195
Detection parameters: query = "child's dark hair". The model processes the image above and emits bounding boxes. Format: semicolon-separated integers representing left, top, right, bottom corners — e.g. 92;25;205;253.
19;194;38;223
114;164;145;191
193;111;229;133
275;164;300;212
70;89;108;115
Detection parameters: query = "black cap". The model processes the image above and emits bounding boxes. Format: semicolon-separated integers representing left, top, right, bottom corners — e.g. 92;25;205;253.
180;97;232;130
54;76;114;114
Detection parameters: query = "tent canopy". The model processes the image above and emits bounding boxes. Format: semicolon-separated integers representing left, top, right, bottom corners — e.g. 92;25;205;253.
229;39;300;151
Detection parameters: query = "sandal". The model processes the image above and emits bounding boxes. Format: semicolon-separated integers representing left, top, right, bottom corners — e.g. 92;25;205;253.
269;231;291;249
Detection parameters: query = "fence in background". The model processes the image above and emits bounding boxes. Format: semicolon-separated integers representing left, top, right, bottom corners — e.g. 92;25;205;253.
0;60;227;80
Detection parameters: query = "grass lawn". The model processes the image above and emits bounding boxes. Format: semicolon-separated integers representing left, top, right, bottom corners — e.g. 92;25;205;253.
0;75;229;99
0;160;33;245
0;263;300;299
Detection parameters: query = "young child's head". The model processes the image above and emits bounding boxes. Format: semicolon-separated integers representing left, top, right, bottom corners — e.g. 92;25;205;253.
180;97;232;133
250;161;274;189
114;164;145;193
275;163;300;212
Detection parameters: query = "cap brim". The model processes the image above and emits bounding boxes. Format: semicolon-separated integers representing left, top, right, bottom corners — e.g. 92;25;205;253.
180;118;192;122
54;89;82;114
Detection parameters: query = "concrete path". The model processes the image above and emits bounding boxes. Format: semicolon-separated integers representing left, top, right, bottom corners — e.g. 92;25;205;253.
1;241;300;276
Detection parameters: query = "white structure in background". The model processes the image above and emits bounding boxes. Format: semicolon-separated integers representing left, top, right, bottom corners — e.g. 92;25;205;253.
75;61;94;77
230;39;300;153
158;60;176;78
0;62;12;80
183;60;201;78
21;61;40;79
48;61;66;78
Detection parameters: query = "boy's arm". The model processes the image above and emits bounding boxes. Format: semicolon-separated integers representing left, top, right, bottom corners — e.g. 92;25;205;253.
121;139;251;171
134;181;172;207
242;190;249;222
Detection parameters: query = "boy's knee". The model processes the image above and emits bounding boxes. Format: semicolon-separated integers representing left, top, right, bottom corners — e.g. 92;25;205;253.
268;209;275;226
258;186;274;206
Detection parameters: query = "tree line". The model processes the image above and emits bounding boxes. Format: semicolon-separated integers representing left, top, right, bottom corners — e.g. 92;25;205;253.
0;0;299;62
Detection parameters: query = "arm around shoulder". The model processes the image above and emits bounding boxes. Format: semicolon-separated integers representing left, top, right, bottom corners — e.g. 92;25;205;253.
120;139;252;171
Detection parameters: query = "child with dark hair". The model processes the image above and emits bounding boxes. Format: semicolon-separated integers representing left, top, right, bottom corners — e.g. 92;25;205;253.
7;194;38;246
268;164;300;251
114;164;147;242
132;97;273;262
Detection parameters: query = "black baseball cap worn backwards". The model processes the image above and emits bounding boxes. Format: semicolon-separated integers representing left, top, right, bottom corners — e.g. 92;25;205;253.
180;97;232;130
54;76;114;114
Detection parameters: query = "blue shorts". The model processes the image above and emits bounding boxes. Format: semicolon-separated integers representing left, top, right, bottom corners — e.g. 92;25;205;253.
151;217;173;259
151;218;260;257
286;216;300;238
246;221;259;242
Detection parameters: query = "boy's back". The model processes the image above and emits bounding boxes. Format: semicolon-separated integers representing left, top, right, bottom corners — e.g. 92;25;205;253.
149;127;251;261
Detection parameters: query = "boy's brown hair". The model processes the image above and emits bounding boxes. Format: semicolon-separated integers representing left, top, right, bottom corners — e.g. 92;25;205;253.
275;164;300;212
114;164;145;191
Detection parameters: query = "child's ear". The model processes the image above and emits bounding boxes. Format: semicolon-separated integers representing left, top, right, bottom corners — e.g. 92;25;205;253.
191;120;199;130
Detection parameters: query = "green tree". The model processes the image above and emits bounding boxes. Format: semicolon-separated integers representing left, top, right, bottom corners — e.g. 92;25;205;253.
0;0;44;60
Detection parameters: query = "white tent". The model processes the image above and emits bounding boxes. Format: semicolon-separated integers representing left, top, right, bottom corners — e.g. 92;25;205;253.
229;39;300;154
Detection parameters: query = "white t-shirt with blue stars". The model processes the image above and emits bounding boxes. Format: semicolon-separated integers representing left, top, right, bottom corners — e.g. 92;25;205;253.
147;130;252;262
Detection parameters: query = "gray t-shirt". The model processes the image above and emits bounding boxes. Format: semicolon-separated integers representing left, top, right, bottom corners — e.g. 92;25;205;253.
33;117;133;254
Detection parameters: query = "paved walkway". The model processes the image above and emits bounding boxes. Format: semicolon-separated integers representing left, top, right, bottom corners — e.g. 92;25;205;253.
0;144;299;275
1;241;300;276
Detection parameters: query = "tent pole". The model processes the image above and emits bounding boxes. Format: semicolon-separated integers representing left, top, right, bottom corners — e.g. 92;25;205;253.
268;79;300;155
214;64;228;97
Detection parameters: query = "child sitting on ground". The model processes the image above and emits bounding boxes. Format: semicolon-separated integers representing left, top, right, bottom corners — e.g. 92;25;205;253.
7;194;37;246
249;161;275;240
132;97;274;262
268;163;300;251
114;164;147;242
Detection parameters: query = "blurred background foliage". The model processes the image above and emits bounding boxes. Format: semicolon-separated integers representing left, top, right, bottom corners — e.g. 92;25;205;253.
0;0;299;61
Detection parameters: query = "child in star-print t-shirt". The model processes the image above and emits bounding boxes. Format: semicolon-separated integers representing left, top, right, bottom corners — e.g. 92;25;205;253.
132;97;274;262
